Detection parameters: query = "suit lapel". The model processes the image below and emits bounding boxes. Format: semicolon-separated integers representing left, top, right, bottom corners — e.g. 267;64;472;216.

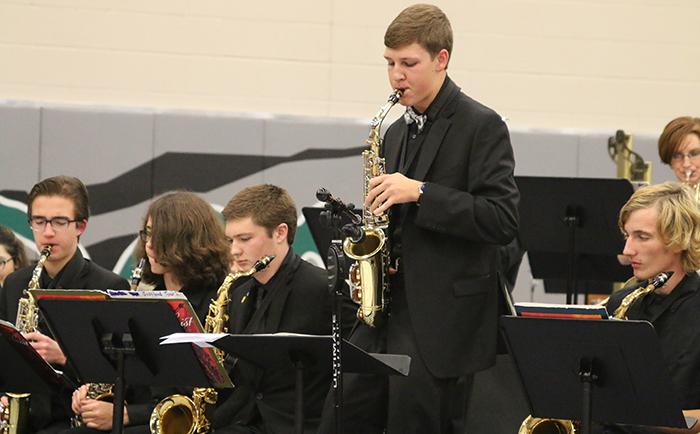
411;119;450;182
231;281;256;333
243;252;301;334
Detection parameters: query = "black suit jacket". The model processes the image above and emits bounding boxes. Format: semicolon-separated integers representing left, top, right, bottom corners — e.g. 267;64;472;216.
213;249;355;434
384;76;519;378
0;249;129;431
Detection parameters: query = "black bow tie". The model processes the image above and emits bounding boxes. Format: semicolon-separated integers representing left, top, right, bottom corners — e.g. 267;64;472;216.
403;107;427;133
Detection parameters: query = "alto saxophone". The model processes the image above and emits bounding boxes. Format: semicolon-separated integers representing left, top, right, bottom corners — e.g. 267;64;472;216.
149;256;275;434
1;246;52;434
343;90;402;327
71;257;147;427
518;271;673;434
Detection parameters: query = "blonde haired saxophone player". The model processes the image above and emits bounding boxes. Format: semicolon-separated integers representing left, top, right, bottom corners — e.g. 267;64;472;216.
605;182;700;434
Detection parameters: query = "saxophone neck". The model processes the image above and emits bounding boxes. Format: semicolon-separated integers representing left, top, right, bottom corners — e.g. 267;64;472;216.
368;90;402;144
613;271;673;319
129;257;146;290
28;246;53;290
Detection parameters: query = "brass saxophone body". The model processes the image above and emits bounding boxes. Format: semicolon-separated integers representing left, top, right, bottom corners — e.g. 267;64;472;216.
343;90;402;328
149;256;275;434
1;246;52;434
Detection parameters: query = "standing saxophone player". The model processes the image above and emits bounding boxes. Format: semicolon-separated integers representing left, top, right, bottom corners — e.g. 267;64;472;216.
0;176;129;434
318;4;519;434
603;183;700;434
66;191;230;433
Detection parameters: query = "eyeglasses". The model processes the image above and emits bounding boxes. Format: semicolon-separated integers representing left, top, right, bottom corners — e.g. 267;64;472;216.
671;149;700;162
0;257;13;270
138;229;152;243
29;216;79;231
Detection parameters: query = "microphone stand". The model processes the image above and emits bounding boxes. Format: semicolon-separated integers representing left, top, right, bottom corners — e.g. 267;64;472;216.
316;188;362;434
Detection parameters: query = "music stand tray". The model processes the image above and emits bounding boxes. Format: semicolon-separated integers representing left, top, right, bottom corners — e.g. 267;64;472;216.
500;316;693;432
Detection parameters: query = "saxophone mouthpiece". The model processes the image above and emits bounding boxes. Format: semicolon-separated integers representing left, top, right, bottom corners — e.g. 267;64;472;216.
41;245;53;256
685;169;693;182
651;271;673;288
254;256;275;272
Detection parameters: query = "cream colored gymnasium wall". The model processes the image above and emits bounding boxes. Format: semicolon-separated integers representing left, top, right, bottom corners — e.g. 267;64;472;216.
1;0;698;134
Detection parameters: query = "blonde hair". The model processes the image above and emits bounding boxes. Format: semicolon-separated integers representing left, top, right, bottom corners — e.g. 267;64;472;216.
619;182;700;272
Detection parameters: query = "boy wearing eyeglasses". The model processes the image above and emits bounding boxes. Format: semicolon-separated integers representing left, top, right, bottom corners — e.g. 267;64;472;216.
0;175;128;433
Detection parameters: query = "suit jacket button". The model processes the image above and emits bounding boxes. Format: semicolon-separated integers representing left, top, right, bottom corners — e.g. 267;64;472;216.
256;392;263;400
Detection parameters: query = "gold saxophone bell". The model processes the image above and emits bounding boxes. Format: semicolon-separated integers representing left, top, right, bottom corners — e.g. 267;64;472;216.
149;394;201;434
518;415;576;434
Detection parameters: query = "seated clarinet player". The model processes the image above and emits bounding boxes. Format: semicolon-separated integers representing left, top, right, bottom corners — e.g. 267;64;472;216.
0;175;129;434
66;191;230;433
604;182;700;434
210;184;355;434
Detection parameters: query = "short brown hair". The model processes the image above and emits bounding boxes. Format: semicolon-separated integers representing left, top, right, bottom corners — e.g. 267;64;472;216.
384;4;453;60
619;182;700;273
0;225;29;269
134;191;230;290
658;116;700;164
222;184;297;245
27;176;90;221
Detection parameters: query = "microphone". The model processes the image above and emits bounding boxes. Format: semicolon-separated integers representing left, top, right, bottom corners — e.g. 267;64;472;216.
342;223;364;244
316;188;362;225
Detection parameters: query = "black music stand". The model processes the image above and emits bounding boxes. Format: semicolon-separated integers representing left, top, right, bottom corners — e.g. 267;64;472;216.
213;333;410;434
500;316;694;434
516;177;634;304
0;320;65;393
34;292;232;434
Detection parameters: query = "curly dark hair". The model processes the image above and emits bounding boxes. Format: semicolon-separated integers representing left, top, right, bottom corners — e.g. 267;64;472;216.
134;191;230;290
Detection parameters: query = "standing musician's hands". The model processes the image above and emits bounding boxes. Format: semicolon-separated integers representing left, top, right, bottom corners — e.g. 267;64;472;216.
71;384;89;415
1;394;8;407
365;173;422;215
76;400;129;430
22;331;67;365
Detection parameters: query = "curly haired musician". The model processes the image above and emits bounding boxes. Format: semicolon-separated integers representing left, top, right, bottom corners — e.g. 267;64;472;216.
66;190;230;433
318;4;519;434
